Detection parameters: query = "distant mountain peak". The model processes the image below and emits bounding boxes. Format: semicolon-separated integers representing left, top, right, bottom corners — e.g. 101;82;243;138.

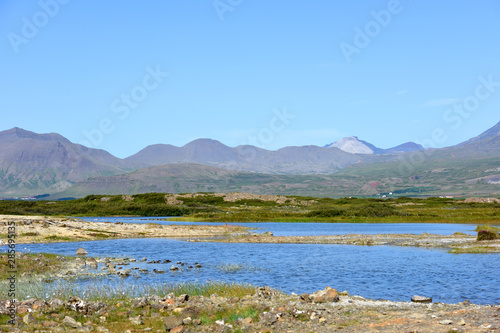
0;127;70;143
324;136;378;154
325;136;423;155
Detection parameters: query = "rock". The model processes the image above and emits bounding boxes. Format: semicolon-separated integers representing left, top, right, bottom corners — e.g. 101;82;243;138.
170;326;185;333
170;265;180;271
457;319;466;326
118;268;132;277
182;317;192;325
192;319;201;325
88;301;108;315
240;317;253;326
86;258;98;269
65;296;88;313
439;319;453;325
130;315;143;325
256;286;276;299
48;298;64;310
312;287;339;303
164;315;183;331
63;316;82;328
132;297;149;308
176;294;189;303
23;313;36;325
259;311;278;326
76;248;88;256
411;295;432;303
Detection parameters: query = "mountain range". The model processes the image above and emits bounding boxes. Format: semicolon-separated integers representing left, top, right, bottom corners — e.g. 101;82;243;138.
1;121;499;198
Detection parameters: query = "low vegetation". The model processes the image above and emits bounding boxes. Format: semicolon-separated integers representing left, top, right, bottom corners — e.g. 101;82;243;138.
1;192;500;223
0;252;76;280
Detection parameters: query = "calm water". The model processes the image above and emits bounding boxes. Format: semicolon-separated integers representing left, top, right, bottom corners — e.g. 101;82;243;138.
8;218;500;305
79;217;479;236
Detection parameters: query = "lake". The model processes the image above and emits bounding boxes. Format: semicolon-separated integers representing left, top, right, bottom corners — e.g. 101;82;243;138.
9;218;500;305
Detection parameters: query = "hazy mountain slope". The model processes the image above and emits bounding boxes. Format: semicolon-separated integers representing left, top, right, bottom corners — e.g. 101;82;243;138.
52;163;368;198
0;128;132;195
385;142;424;153
125;139;370;174
456;121;500;147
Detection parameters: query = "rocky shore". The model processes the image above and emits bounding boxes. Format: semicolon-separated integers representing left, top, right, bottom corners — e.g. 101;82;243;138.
205;232;500;253
1;287;499;332
0;215;249;245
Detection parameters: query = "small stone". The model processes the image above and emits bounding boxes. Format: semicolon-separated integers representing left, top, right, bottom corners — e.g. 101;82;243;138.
182;317;192;325
99;316;106;324
319;317;326;323
130;315;143;325
457;319;466;326
23;313;36;325
63;316;82;328
76;248;88;256
86;258;98;269
164;315;183;331
173;307;184;314
170;326;185;333
439;319;453;325
240;317;253;326
192;319;201;326
119;268;132;277
411;295;432;303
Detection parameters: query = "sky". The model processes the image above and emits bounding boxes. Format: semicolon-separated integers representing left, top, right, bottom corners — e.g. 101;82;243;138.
1;0;499;158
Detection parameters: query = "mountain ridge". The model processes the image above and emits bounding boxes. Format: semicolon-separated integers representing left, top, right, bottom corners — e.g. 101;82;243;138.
1;121;499;197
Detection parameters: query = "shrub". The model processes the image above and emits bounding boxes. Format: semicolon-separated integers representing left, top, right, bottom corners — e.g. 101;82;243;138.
477;230;500;241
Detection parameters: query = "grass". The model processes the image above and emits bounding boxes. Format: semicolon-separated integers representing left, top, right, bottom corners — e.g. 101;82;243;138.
0;192;499;224
0;279;265;333
0;279;259;301
475;224;500;232
449;246;498;254
199;304;261;326
0;252;75;280
44;235;74;241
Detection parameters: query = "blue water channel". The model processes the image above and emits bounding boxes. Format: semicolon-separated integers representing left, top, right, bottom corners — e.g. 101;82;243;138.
8;218;500;305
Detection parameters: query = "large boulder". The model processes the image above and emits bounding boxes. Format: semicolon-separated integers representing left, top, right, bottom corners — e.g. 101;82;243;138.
311;287;339;303
164;315;183;331
76;248;88;256
411;295;432;303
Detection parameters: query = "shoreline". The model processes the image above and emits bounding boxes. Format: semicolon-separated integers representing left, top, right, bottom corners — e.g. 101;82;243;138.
204;232;500;253
2;215;499;253
1;284;498;332
0;215;250;245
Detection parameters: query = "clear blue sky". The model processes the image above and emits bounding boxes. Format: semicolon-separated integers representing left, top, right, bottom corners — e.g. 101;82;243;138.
1;0;499;158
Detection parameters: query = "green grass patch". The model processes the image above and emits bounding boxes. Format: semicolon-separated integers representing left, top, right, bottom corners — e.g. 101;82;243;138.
0;252;75;280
